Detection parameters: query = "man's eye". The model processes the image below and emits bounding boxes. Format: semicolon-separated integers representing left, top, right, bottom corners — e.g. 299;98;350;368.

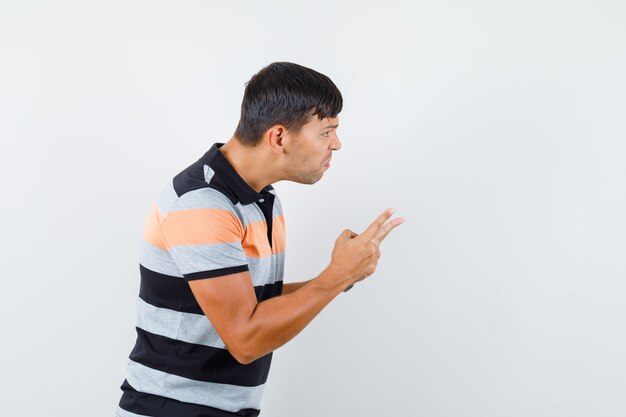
322;131;331;137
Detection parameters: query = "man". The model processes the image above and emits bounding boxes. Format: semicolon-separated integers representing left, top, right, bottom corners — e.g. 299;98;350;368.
116;62;404;417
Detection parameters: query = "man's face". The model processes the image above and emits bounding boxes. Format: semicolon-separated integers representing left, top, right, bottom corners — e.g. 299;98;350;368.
284;114;341;185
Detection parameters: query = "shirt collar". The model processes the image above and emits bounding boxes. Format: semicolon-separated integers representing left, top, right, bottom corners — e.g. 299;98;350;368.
205;142;273;205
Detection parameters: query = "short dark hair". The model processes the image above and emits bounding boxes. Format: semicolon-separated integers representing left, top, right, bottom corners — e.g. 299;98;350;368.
233;62;343;147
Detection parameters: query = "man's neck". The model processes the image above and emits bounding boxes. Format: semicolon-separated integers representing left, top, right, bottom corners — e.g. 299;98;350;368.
218;137;277;193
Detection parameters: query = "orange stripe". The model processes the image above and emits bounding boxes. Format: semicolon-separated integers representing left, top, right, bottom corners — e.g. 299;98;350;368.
242;220;271;258
242;214;286;258
272;214;286;254
160;208;244;248
143;205;166;250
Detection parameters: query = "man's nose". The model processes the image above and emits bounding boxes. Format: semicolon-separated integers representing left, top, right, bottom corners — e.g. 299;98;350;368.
331;134;342;151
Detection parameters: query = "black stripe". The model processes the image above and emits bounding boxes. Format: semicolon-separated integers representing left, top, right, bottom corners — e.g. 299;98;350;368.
207;176;239;205
210;144;269;205
119;379;260;417
129;327;272;387
139;264;204;314
171;146;240;205
254;281;283;302
172;157;212;198
255;192;275;248
140;264;283;313
186;265;249;281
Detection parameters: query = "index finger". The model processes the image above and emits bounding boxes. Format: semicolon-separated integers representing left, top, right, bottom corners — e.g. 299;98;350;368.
362;208;395;239
373;216;405;246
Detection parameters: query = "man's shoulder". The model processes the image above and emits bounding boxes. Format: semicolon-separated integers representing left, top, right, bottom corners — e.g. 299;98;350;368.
154;169;238;225
173;185;236;213
156;181;236;216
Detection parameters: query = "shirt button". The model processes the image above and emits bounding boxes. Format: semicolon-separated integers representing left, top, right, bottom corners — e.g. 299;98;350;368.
259;199;264;203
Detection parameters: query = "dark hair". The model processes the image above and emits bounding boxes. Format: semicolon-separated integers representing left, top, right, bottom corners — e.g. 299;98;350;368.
233;62;343;147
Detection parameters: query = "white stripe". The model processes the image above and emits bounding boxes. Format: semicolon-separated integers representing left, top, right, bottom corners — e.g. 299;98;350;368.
126;360;265;412
135;298;226;349
203;164;215;183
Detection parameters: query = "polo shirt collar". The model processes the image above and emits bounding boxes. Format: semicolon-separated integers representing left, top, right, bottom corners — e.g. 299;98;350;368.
207;142;273;205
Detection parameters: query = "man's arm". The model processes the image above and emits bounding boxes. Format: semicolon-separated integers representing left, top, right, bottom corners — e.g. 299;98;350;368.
281;279;313;295
189;209;404;365
189;266;345;364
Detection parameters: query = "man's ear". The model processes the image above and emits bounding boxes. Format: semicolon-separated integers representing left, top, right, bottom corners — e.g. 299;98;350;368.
267;125;287;154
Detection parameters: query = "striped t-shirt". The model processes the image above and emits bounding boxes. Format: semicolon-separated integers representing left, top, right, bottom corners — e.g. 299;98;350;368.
117;142;286;417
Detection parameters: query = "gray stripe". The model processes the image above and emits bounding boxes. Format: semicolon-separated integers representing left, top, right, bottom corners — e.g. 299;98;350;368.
238;203;266;225
126;360;265;412
135;297;226;349
238;203;284;227
167;187;283;229
116;407;149;417
173;187;237;215
139;239;184;278
168;241;248;275
156;180;179;219
172;187;258;229
141;228;285;282
272;194;283;217
247;253;285;287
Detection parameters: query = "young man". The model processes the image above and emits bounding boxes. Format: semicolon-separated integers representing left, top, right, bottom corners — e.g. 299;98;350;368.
116;62;404;417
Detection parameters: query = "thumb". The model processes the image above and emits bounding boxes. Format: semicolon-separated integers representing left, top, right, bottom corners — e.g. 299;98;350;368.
339;228;357;241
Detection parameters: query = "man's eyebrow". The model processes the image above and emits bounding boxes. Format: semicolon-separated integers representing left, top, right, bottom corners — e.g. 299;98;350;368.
323;124;339;129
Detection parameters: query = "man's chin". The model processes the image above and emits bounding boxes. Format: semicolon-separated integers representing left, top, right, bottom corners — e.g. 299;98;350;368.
285;168;325;185
295;174;323;185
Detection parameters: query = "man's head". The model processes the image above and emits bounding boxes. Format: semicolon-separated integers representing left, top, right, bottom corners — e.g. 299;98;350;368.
234;62;343;147
233;62;343;185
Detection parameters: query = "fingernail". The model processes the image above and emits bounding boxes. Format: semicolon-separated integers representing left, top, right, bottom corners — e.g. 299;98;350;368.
388;208;395;214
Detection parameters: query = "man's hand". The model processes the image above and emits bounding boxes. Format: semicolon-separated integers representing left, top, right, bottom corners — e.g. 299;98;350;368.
325;208;405;289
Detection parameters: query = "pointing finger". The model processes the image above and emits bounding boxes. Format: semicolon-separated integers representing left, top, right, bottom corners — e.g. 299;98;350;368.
373;216;405;245
363;208;395;239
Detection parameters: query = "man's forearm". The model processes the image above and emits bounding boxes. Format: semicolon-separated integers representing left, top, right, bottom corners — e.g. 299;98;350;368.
237;267;346;363
281;279;313;295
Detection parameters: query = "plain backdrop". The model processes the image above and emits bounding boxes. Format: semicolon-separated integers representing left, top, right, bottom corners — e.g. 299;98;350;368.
1;1;625;416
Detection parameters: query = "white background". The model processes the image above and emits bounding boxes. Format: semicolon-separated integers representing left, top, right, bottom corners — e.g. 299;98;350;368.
1;1;625;416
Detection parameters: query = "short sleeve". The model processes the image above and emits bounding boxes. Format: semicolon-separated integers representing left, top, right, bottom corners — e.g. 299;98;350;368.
159;204;249;281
